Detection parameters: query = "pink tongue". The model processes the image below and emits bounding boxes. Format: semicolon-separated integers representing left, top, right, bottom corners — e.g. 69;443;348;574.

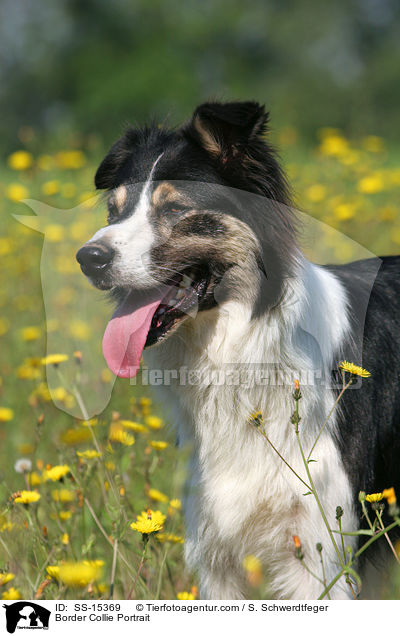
102;290;164;378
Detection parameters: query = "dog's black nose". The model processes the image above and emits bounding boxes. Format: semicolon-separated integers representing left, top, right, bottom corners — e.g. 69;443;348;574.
76;243;115;276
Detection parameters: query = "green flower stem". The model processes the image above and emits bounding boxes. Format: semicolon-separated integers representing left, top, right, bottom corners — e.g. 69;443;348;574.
55;366;120;512
299;558;325;586
337;517;347;564
295;428;344;568
255;426;312;491
128;539;148;599
307;375;353;462
109;537;118;599
318;550;331;600
360;500;375;532
375;509;400;564
318;519;400;599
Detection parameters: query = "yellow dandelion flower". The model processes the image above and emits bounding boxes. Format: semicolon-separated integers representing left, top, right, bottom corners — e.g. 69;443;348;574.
140;397;152;407
383;487;397;506
42;181;60;197
61;533;69;545
365;493;384;503
305;184;326;202
6;183;29;202
58;561;102;587
61;183;77;198
149;440;169;451
0;407;14;422
2;587;22;600
59;511;73;521
249;410;264;426
18;443;35;455
14;490;41;504
319;135;349;157
44;224;65;242
362;136;385;153
37;154;54;171
27;472;42;487
108;428;135;447
243;554;262;574
51;489;75;503
145;415;163;430
177;592;195;600
0;573;15;586
101;369;113;383
43;465;70;482
243;554;263;586
0;516;13;532
46;566;60;580
8;150;33;170
339;361;371;378
21;326;41;341
169;498;182;511
17;364;41;380
131;509;167;534
69;320;90;340
56;150;86;170
121;420;148;434
334;203;356;221
156;533;184;544
80;418;98;427
0;317;10;335
357;174;384;194
148;488;169;503
76;449;102;459
60;428;91;445
0;239;14;256
41;354;69;366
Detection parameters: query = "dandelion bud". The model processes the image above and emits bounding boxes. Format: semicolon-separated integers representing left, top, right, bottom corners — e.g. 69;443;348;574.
382;487;397;506
316;542;323;553
358;491;366;503
73;350;82;364
335;506;344;520
293;379;302;401
293;535;303;560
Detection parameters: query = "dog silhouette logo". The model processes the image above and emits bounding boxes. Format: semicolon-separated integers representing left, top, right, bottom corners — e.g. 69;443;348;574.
3;602;50;633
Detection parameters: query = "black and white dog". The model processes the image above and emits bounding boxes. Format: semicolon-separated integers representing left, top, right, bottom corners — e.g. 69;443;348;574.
76;101;400;599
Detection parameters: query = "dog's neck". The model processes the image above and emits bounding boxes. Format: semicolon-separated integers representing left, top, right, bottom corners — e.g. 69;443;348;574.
147;256;348;373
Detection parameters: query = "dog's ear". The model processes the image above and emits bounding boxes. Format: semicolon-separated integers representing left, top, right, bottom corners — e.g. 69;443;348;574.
184;101;269;159
95;129;139;190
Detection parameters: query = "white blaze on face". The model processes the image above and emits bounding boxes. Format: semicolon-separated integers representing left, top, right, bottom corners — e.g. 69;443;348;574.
86;153;164;289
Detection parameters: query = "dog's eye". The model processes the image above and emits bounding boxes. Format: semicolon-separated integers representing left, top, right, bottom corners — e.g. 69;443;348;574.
107;200;119;222
161;204;190;215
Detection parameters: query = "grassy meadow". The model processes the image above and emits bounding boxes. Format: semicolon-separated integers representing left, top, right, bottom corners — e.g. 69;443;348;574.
0;126;400;600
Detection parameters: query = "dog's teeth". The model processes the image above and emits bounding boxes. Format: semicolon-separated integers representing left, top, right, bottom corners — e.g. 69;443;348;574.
175;288;185;299
182;274;192;287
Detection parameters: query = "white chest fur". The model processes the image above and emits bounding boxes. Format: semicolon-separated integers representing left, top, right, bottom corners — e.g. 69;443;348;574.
144;260;357;599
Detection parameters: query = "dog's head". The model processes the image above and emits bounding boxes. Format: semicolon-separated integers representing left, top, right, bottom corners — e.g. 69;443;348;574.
76;101;297;377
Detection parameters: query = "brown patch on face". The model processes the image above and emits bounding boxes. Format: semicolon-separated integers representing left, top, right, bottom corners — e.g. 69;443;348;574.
151;182;193;210
114;185;127;211
108;185;127;220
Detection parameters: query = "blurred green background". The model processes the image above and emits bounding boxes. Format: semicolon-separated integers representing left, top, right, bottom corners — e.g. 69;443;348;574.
1;0;400;152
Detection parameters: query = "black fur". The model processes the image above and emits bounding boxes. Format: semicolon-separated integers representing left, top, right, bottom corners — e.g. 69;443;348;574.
328;256;400;510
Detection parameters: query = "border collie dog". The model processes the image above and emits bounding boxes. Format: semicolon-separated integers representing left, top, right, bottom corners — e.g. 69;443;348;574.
76;101;400;599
